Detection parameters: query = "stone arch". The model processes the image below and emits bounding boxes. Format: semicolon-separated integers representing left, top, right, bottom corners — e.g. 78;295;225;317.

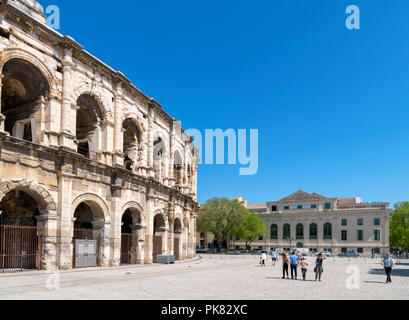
153;209;167;231
123;112;146;133
174;212;184;233
121;201;146;226
0;180;57;213
122;117;145;171
0;48;57;92
71;85;111;121
71;193;110;222
153;131;168;156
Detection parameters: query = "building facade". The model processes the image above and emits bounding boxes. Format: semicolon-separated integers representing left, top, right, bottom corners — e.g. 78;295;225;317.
233;191;391;256
0;0;199;271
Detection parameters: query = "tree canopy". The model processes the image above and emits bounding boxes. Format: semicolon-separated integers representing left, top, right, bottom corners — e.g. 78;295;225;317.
390;201;409;250
197;197;249;251
231;212;267;250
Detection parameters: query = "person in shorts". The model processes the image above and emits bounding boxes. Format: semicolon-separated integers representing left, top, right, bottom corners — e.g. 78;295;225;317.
271;250;278;266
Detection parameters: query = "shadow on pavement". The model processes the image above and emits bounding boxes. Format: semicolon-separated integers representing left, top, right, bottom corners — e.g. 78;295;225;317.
368;268;409;278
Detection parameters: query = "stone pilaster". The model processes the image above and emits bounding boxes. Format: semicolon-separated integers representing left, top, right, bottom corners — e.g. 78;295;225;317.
93;219;111;267
0;74;6;132
112;88;124;167
59;48;76;150
36;212;58;271
56;172;73;270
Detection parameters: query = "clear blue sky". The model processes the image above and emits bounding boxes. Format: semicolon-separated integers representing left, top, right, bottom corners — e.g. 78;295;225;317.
43;0;409;206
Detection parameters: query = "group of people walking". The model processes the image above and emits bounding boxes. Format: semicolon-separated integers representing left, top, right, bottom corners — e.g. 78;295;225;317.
280;251;325;281
260;250;326;281
259;250;397;284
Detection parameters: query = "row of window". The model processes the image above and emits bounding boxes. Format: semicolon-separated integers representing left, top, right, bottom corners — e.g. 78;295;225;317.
281;203;332;211
268;223;381;241
342;230;381;241
342;218;380;226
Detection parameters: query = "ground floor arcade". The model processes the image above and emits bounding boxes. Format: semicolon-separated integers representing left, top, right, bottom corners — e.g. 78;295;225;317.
0;179;197;272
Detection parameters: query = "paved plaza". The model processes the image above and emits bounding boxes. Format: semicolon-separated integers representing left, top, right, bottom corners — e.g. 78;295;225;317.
0;255;408;300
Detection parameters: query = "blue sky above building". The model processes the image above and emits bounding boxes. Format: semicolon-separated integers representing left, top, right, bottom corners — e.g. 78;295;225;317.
43;0;409;206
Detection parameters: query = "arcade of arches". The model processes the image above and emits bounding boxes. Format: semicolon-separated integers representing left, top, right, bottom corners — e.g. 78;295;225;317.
0;0;199;272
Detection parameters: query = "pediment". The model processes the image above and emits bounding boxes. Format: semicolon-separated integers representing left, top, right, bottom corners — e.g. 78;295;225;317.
280;190;327;202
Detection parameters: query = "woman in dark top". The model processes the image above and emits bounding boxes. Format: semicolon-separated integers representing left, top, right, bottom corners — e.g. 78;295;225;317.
282;253;289;279
314;253;326;281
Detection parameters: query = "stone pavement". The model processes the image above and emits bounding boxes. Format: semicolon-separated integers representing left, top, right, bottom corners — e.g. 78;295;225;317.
0;256;408;300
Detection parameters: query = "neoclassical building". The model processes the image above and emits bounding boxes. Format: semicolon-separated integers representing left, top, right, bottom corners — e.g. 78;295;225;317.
233;191;391;256
0;0;199;271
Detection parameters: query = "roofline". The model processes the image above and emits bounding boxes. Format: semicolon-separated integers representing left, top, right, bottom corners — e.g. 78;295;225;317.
0;0;197;150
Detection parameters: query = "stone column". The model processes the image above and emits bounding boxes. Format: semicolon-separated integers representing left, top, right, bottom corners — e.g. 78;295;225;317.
0;74;6;132
181;226;188;260
57;172;73;270
168;222;174;256
144;187;153;264
147;109;154;177
113;90;124;167
36;212;58;271
190;216;197;259
59;49;76;150
168;130;175;187
135;225;146;264
93;219;111;267
110;196;122;267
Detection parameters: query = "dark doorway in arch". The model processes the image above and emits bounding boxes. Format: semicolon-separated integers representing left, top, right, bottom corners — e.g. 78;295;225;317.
120;209;138;265
0;190;42;271
72;202;103;268
75;94;103;159
1;59;49;142
153;214;165;263
123;118;142;172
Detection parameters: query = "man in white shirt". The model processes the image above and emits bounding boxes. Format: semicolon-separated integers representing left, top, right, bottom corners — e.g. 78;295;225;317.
261;252;267;267
271;250;278;266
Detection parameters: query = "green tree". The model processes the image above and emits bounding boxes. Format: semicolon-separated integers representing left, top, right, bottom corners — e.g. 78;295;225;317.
197;197;248;252
232;212;267;250
390;201;409;250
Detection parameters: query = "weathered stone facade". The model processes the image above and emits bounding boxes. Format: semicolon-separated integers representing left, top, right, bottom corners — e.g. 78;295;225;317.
0;0;199;270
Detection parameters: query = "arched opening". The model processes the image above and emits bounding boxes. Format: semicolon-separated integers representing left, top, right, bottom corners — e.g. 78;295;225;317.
0;189;43;271
270;224;278;240
173;150;183;186
296;224;304;239
1;59;49;142
72;201;105;268
283;224;290;240
123;118;142;172
152;213;165;263
173;218;182;261
75;94;103;159
309;223;318;240
323;223;332;240
121;208;142;265
153;136;166;182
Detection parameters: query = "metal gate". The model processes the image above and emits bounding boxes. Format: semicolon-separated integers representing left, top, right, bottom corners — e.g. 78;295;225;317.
121;233;138;265
174;238;180;261
73;229;101;268
0;225;42;273
153;235;162;263
74;239;97;268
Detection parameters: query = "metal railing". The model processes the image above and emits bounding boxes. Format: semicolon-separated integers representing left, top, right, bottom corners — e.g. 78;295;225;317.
120;233;138;265
0;225;42;273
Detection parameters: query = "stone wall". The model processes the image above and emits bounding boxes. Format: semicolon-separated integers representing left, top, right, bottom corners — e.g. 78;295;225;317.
0;0;199;270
